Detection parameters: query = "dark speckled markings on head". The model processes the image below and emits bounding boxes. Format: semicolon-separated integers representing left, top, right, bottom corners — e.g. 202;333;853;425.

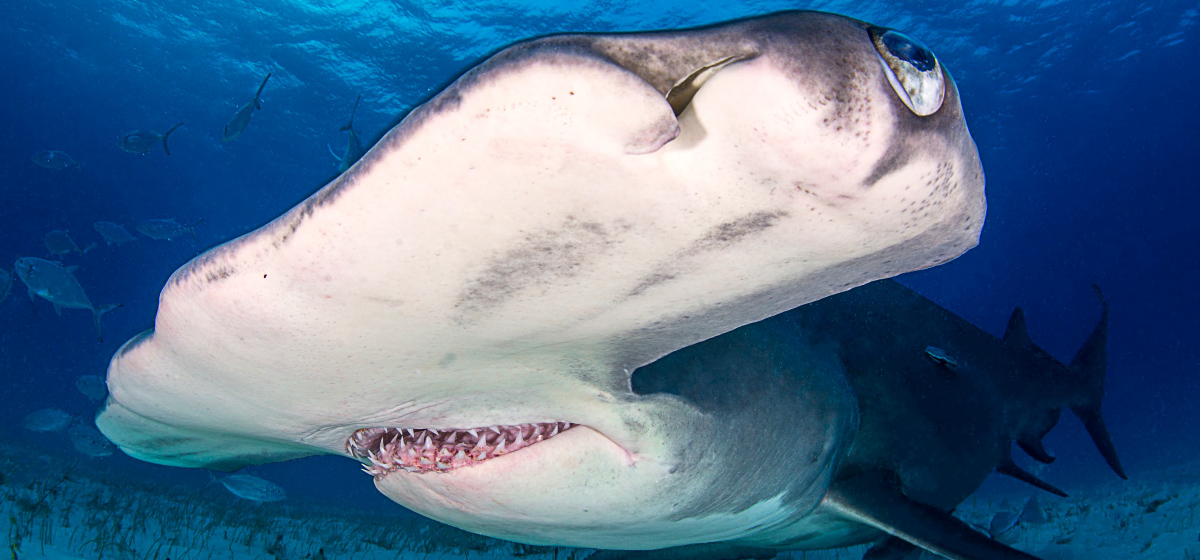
97;10;986;556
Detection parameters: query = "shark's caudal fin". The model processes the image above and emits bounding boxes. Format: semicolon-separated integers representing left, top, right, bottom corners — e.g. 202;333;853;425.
254;73;271;109
93;303;122;343
823;472;1040;560
162;122;185;155
1068;285;1127;480
1003;286;1126;481
341;94;361;132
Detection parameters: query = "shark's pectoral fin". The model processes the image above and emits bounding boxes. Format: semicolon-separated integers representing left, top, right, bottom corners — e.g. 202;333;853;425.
822;472;1041;560
52;303;62;316
586;543;777;560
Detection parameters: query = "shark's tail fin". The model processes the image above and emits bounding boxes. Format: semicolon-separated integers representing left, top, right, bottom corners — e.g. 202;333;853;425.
255;73;272;109
187;218;206;242
1067;285;1127;479
93;303;122;343
162;122;185;155
340;94;361;132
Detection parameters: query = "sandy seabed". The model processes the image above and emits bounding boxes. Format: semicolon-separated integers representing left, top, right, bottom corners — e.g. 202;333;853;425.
2;442;1197;560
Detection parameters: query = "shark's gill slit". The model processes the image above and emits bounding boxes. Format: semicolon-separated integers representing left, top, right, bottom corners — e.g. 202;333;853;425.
347;422;577;477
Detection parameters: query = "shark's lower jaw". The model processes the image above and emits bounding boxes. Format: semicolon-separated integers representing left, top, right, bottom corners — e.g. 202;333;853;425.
347;422;577;476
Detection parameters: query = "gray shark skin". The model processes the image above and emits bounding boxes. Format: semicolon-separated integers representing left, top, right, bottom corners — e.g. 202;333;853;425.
97;11;986;552
119;122;184;155
328;94;365;172
222;73;270;142
626;279;1121;560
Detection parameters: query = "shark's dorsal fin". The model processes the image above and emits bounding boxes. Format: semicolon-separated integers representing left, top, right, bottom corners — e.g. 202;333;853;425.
1003;307;1031;346
822;472;1041;560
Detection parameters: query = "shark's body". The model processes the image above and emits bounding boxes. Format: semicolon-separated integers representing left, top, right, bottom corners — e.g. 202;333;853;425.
98;11;991;557
222;73;270;142
625;279;1121;560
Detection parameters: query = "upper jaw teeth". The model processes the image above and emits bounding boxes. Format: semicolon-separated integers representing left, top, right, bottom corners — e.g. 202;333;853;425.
347;421;577;479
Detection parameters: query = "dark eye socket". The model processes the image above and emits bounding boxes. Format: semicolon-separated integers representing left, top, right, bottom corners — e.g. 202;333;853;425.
882;31;936;72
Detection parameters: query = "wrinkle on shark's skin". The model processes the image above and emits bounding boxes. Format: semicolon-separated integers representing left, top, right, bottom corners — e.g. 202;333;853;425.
98;10;985;553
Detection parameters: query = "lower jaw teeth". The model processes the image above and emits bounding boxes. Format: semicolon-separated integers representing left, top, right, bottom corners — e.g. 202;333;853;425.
347;421;575;477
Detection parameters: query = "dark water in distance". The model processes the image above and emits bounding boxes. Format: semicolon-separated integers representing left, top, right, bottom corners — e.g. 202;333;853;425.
0;0;1196;519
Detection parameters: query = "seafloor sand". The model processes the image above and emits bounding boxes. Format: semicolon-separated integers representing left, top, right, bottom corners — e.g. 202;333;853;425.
2;441;1196;560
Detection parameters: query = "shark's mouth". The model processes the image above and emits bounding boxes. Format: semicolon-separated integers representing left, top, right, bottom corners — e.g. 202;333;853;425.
347;422;577;476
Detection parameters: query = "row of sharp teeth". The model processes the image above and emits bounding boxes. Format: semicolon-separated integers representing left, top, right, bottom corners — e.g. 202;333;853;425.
346;422;576;477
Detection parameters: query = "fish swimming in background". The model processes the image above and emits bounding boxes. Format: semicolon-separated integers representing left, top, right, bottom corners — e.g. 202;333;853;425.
328;94;365;172
223;73;271;142
213;473;287;503
75;375;108;401
0;268;11;304
93;221;137;246
31;150;80;170
22;408;72;432
118;122;185;155
68;421;115;457
136;218;203;241
13;257;121;341
43;229;96;257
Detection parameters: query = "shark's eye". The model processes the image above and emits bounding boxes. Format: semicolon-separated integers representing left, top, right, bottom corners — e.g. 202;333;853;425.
870;28;945;116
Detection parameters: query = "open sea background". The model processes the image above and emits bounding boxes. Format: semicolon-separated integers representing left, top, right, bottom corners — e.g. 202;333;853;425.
0;0;1197;557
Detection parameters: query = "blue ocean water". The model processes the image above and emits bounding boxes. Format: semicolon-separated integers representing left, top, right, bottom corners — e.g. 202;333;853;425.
0;0;1197;558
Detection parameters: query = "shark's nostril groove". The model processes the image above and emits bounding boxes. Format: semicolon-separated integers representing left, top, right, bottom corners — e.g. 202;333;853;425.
347;422;577;478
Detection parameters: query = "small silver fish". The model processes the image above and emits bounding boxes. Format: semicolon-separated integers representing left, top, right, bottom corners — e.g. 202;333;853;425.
14;257;121;341
119;122;184;155
328;94;365;173
76;375;108;401
93;222;138;246
31;150;81;170
68;422;115;457
136;218;204;241
44;229;95;256
223;73;271;142
22;408;73;432
216;474;287;502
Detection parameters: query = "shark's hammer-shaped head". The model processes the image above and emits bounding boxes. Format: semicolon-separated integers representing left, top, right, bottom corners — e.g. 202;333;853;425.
97;11;983;551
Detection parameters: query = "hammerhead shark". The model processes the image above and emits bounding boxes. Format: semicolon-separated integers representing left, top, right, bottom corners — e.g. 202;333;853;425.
97;10;997;558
